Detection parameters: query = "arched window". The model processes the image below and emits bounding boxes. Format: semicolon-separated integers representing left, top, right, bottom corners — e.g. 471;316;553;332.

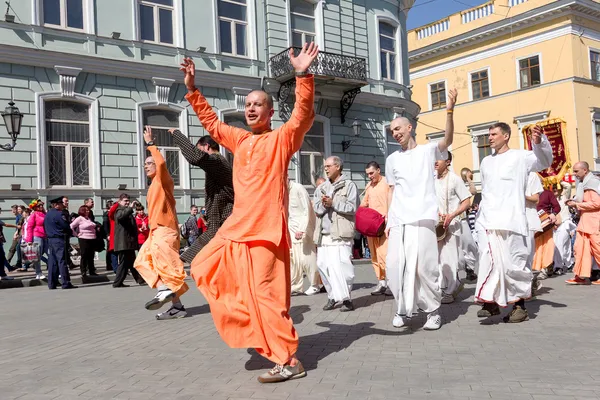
142;109;182;187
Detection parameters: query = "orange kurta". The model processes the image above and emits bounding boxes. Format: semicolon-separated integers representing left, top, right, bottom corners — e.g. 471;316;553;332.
361;177;389;280
134;147;188;296
573;190;600;278
186;76;315;364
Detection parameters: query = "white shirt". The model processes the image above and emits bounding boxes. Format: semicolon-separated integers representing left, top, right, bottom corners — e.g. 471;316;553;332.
525;172;543;232
435;171;472;229
288;180;316;243
386;142;446;227
476;136;553;235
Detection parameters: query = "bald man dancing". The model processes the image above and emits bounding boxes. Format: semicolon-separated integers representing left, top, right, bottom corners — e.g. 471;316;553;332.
385;89;457;331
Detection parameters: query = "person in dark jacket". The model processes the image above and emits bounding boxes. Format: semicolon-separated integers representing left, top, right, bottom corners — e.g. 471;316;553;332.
171;129;234;263
102;200;116;272
44;197;76;290
112;194;144;288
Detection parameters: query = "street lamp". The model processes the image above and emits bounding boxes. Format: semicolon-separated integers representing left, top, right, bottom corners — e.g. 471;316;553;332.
342;120;362;152
0;101;23;151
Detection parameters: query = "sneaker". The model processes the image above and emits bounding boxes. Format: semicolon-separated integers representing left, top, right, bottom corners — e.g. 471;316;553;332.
384;287;394;296
370;282;387;296
322;299;336;311
591;280;600;286
538;270;549;280
257;361;306;384
465;269;478;282
565;276;591;285
145;289;176;310
392;313;405;328
156;305;187;320
36;274;46;280
340;300;354;312
503;305;529;323
554;269;565;276
441;293;454;304
477;303;500;318
304;286;320;296
423;310;442;330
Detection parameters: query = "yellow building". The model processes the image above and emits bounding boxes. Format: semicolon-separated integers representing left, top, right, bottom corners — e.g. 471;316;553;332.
408;0;600;186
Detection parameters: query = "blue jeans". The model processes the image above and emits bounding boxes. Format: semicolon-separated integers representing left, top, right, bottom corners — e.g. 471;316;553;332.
33;236;48;275
111;252;118;273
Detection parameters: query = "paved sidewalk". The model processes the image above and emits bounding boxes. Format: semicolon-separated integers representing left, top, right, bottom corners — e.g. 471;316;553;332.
1;264;600;400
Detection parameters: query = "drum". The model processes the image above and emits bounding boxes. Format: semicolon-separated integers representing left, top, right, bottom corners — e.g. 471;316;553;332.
537;209;554;233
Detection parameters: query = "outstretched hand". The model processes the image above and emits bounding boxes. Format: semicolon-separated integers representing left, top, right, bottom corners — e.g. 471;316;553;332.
143;125;153;144
446;88;458;110
532;125;543;144
180;57;196;92
290;42;319;73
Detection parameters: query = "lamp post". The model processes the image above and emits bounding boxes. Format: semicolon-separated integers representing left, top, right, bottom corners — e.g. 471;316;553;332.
0;101;23;151
342;120;361;152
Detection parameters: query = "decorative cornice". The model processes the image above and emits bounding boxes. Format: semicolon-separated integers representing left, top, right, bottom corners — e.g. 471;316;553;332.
151;77;175;105
232;87;252;112
54;65;82;97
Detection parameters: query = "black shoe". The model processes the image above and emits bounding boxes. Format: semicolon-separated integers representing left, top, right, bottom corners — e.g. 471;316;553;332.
370;283;387;296
62;283;77;289
466;270;478;282
48;286;57;290
137;281;147;286
89;272;98;276
319;286;327;293
323;299;336;311
113;284;130;288
477;303;500;318
340;300;355;312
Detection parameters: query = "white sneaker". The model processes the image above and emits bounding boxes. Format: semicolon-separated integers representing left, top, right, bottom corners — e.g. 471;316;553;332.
35;274;46;280
441;293;454;304
156;305;187;320
145;289;175;311
423;311;442;330
304;286;320;296
392;313;405;328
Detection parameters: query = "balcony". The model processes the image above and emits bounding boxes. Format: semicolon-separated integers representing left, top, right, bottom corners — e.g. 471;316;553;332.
269;47;368;123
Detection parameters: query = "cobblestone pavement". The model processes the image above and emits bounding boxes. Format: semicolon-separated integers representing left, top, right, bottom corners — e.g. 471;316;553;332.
2;264;600;400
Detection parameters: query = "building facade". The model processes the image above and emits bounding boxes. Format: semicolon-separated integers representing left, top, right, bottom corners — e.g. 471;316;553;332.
408;0;600;187
0;0;419;223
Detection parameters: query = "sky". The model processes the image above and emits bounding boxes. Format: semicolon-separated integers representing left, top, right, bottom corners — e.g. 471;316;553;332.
406;0;490;30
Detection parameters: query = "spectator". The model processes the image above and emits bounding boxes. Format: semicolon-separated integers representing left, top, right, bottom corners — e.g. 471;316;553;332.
0;207;18;281
70;205;98;277
26;199;48;280
197;207;208;234
62;196;77;270
184;205;200;246
107;200;120;273
112;194;144;288
103;200;116;272
44;197;76;290
6;205;23;271
19;208;32;272
84;198;95;221
135;203;150;246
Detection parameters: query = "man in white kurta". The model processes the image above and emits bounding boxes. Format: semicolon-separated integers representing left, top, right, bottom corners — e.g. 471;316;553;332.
435;152;472;304
459;172;479;281
525;172;544;269
475;123;552;323
385;88;457;331
288;179;319;296
553;181;575;273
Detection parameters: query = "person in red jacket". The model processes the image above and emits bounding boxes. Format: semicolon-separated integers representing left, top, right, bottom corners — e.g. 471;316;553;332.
197;208;207;234
135;204;150;246
107;201;119;273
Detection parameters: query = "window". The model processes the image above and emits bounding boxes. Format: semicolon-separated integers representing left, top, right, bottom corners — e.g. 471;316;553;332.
379;22;397;81
519;55;541;89
45;101;91;187
477;134;492;163
430;82;446;110
591;50;600;81
139;0;174;45
218;0;248;56
471;70;490;100
290;0;316;47
43;0;85;30
300;121;325;186
143;109;181;186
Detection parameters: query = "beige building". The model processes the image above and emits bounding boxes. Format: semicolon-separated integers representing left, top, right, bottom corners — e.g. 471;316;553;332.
408;0;600;185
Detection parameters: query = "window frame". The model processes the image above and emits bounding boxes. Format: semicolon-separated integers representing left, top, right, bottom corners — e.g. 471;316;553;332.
468;66;491;101
589;47;600;82
591;108;600;170
132;0;184;47
35;92;100;190
286;0;324;49
136;101;189;190
294;114;330;188
375;15;401;83
35;0;95;34
516;53;543;89
428;79;447;111
468;120;498;184
215;0;254;58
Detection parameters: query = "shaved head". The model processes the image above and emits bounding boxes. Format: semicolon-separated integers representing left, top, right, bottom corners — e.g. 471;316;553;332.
247;90;273;109
391;117;411;128
573;160;590;181
574;161;589;170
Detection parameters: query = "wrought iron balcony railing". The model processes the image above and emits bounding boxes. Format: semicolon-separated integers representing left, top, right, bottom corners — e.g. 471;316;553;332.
269;47;367;83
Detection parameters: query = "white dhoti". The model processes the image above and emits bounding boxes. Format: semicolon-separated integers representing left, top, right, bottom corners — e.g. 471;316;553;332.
475;227;532;307
317;235;354;302
290;240;318;293
553;221;575;270
439;223;462;294
387;220;441;316
459;219;478;273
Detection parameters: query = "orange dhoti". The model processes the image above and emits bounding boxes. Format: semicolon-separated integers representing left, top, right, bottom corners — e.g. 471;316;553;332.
573;231;600;279
532;229;555;271
367;235;387;280
191;233;298;365
135;226;189;297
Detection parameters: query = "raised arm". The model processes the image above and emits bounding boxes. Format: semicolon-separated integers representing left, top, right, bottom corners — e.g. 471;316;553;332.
437;88;457;153
144;126;174;188
181;58;243;153
526;126;553;172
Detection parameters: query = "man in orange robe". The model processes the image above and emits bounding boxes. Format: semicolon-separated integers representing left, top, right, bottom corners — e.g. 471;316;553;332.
181;43;319;383
134;126;189;319
566;161;600;285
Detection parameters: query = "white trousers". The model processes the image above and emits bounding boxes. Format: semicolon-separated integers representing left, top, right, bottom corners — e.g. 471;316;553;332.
475;227;532;307
386;220;441;316
290;239;318;293
553;221;575;270
317;235;354;302
439;224;462;294
459;219;479;273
